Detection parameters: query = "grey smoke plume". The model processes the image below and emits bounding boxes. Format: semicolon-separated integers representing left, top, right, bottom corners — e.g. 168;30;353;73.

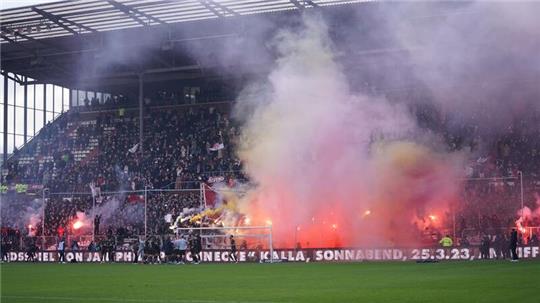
231;14;462;247
388;2;540;134
0;197;44;235
226;2;540;247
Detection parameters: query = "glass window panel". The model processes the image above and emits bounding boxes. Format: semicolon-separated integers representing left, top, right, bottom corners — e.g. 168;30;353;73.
46;111;53;124
35;84;44;110
15;81;24;106
28;85;34;109
64;88;70;111
35;110;44;133
0;101;4;133
46;84;54;112
7;133;14;154
96;92;102;104
0;74;4;103
15;106;24;135
7;77;14;105
15;135;24;149
7;105;14;133
71;89;77;107
54;86;63;113
27;107;34;138
78;90;86;106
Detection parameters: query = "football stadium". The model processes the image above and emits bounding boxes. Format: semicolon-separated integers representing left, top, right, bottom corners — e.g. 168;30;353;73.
1;0;539;302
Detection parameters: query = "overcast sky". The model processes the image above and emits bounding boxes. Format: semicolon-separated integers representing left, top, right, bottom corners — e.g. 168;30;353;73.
1;0;60;10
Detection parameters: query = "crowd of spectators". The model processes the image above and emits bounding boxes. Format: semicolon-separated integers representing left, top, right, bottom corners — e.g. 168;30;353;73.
72;84;234;113
3;102;243;192
2;90;540;248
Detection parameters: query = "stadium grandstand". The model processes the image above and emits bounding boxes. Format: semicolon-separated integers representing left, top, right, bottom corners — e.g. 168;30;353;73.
1;1;539;302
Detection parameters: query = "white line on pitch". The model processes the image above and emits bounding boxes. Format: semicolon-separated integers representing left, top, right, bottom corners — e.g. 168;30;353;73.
1;296;286;303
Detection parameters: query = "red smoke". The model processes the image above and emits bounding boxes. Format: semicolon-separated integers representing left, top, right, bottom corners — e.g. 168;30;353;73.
232;17;461;249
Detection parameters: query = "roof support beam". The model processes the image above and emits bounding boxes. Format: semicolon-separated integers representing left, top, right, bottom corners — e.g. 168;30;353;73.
0;70;24;84
199;0;222;18
32;7;98;34
199;0;238;17
289;0;304;9
1;27;38;43
106;0;166;26
0;26;63;50
32;7;78;35
304;0;319;8
0;34;16;43
290;0;319;9
208;0;238;17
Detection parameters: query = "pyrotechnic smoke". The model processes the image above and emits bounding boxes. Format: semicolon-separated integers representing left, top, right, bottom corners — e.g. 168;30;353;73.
71;194;144;235
516;192;540;233
233;15;462;248
0;196;44;236
391;2;540;135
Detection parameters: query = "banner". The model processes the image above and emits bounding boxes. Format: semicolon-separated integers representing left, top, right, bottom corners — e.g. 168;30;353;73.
207;176;225;183
0;183;43;194
4;246;539;263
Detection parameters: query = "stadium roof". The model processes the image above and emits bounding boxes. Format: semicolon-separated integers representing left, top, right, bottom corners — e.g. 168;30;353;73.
0;0;372;43
0;0;379;92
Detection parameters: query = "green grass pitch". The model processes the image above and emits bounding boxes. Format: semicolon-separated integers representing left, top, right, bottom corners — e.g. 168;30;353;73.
1;261;539;303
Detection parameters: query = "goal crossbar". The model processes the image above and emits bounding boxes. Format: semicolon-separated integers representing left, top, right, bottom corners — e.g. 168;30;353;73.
175;225;274;263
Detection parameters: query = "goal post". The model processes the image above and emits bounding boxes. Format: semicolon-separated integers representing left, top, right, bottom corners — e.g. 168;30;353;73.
174;225;274;263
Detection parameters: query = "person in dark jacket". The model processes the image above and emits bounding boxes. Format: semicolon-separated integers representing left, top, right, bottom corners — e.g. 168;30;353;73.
189;234;200;264
494;234;505;259
510;228;519;261
163;237;174;263
229;235;238;263
480;235;490;260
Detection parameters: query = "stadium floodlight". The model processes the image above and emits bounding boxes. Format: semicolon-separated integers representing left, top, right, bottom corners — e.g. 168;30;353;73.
174;225;275;263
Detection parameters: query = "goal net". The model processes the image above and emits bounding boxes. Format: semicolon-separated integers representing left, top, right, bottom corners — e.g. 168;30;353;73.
174;226;274;263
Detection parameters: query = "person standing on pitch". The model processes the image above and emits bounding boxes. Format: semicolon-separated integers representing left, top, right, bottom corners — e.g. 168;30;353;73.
196;234;203;263
58;237;66;263
439;234;453;258
229;235;238;263
1;239;10;263
100;238;108;263
510;228;519;262
480;235;490;260
177;235;188;264
137;237;145;263
189;234;199;264
94;215;101;235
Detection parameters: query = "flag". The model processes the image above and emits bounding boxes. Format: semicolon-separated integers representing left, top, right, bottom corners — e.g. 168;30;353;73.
89;182;101;198
128;143;139;154
127;194;144;203
89;182;96;198
203;183;217;208
476;156;488;164
209;143;224;151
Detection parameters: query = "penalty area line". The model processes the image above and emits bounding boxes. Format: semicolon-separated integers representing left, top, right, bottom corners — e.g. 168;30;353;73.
1;296;286;303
